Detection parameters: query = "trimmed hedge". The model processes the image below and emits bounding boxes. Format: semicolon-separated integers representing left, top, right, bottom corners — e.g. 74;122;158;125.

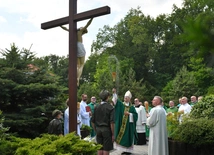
0;133;102;155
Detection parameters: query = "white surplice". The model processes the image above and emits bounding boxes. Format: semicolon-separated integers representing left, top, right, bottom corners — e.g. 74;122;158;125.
135;105;147;133
147;105;169;155
80;100;90;126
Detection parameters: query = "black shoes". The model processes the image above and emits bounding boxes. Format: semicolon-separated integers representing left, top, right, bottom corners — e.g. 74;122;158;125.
121;152;132;155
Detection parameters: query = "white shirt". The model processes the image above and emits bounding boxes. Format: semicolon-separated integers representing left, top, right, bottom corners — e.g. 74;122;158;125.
178;103;192;122
178;103;192;114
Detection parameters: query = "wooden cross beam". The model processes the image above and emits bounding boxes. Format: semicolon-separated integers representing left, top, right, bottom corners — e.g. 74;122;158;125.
41;0;110;133
41;6;110;30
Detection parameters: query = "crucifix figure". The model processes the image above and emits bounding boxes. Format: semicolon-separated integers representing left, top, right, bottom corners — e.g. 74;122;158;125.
41;1;110;133
60;18;93;86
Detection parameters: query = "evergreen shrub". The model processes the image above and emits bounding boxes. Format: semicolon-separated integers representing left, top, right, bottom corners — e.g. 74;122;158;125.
171;118;214;146
80;124;92;132
0;110;9;140
0;133;101;155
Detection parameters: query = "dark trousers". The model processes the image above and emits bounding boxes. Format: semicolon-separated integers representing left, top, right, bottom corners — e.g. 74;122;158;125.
137;133;146;145
96;126;113;151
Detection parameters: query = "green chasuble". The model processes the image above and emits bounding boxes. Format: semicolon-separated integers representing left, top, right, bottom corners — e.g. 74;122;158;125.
114;99;138;148
166;107;178;113
88;102;98;137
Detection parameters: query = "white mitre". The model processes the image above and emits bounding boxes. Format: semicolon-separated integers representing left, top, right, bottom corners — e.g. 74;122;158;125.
124;90;132;99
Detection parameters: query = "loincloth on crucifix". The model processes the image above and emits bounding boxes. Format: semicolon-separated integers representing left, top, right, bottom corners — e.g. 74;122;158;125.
77;42;86;57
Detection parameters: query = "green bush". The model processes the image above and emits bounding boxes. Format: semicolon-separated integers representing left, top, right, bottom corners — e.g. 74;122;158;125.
167;112;179;138
0;110;9;140
161;66;201;103
80;124;92;132
0;136;21;155
171;118;214;146
190;95;214;119
0;133;101;155
171;95;214;146
207;86;214;95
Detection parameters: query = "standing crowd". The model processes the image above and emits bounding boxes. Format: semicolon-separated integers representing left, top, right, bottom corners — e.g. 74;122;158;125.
48;88;201;155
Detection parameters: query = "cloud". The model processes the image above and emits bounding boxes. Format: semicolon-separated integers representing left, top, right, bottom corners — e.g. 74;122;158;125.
94;0;182;16
0;16;7;23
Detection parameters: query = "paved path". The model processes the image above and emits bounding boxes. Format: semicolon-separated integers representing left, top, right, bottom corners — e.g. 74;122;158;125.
110;143;148;155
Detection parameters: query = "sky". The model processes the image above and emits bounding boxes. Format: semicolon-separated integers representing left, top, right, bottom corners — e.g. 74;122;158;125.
0;0;183;59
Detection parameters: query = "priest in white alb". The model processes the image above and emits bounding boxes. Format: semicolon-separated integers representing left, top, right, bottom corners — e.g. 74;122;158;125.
147;96;169;155
80;94;91;126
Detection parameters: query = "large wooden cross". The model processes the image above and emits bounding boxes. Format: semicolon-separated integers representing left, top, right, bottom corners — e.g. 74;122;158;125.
41;1;110;132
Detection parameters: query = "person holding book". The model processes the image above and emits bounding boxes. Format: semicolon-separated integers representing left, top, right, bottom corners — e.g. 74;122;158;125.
80;94;91;126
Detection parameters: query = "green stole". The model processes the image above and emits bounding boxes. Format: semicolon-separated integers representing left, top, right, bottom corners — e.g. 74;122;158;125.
114;99;138;147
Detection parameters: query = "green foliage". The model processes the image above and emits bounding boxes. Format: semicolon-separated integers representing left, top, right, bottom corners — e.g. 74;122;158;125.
162;58;214;102
182;0;214;55
167;112;179;138
93;53;115;91
0;133;101;155
119;68;156;101
0;44;66;138
0;43;35;69
161;81;173;102
91;8;159;96
83;0;214;102
0;110;9;140
33;54;69;88
171;118;214;146
207;86;214;95
178;0;214;67
16;133;101;155
80;54;99;84
78;57;153;102
0;136;21;155
80;124;92;132
188;58;214;94
171;95;214;146
190;95;214;119
2;0;214;141
162;66;199;102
